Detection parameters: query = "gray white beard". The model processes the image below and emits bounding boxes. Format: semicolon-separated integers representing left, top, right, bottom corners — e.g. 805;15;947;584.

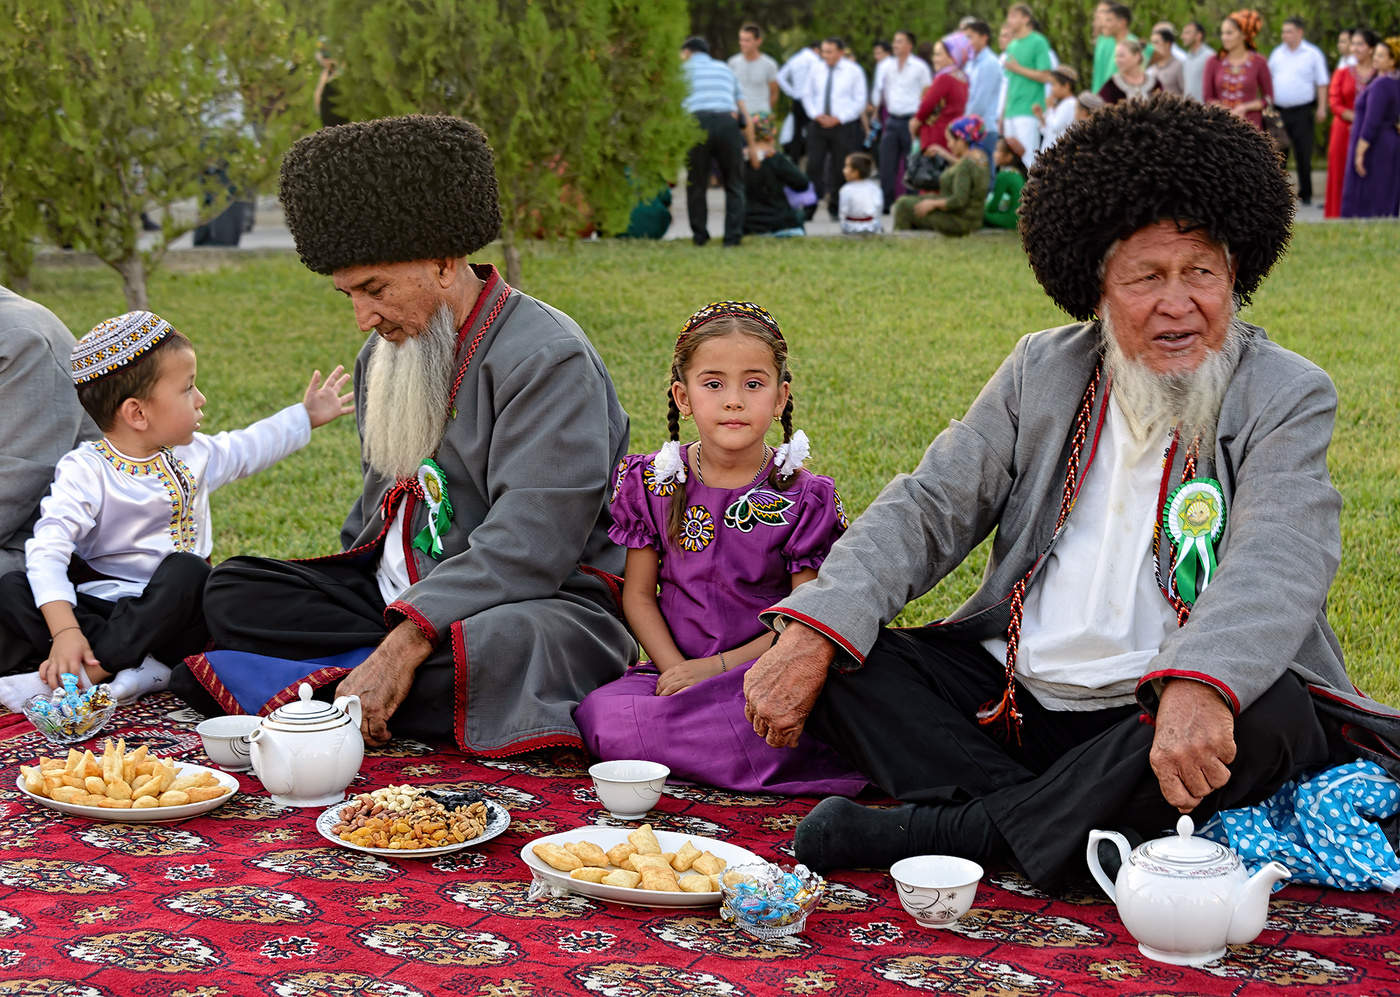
361;303;458;481
1100;306;1252;452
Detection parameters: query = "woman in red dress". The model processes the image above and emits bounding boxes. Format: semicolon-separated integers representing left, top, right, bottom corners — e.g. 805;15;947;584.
1203;10;1273;131
1326;30;1377;218
912;34;971;156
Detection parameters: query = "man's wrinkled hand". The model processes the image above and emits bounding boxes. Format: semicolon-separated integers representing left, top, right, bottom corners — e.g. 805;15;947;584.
336;621;431;746
1149;678;1237;812
742;622;834;748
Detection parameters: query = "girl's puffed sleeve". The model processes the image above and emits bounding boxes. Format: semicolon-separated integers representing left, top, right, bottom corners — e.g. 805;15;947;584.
781;472;849;574
607;453;662;550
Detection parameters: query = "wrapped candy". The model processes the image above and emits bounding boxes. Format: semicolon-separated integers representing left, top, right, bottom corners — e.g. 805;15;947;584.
22;675;117;745
720;861;825;939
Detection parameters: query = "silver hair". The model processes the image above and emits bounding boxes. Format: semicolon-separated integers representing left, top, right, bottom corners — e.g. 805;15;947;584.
360;303;458;481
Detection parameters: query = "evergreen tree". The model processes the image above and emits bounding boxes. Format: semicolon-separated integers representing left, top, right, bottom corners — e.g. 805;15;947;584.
0;0;313;306
324;0;695;286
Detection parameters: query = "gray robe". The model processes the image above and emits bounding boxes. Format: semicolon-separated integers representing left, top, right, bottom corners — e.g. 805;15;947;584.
768;321;1400;764
0;286;97;574
341;267;636;753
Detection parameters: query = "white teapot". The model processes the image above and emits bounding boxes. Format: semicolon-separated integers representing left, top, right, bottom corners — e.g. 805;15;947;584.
248;683;364;808
1087;815;1290;966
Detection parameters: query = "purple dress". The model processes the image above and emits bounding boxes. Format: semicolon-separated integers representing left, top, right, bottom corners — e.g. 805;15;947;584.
573;447;869;796
1341;74;1400;218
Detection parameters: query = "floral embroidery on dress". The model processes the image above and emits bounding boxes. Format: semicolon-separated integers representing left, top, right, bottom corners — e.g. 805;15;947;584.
93;439;198;551
643;461;679;497
679;506;715;552
834;489;850;530
724;487;795;532
611;459;628;502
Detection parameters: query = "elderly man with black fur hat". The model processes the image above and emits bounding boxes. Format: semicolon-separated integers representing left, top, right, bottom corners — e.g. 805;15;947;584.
175;115;635;751
741;94;1400;891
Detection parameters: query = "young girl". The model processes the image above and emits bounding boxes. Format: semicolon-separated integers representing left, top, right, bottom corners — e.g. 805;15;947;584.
983;137;1028;229
573;301;866;796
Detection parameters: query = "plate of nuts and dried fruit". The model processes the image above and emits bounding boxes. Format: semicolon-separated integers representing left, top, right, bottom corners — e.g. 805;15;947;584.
317;784;510;858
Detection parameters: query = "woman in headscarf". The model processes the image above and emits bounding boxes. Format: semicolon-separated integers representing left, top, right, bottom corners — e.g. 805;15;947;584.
1203;10;1274;131
1326;30;1377;217
741;111;812;235
1098;39;1163;103
910;33;972;161
1341;36;1400;218
892;115;990;236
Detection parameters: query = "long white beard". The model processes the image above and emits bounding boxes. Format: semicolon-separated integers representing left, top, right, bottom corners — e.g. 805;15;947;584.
1101;306;1252;452
361;304;459;481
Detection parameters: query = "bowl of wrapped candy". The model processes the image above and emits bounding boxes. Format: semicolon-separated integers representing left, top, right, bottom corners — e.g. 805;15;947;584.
22;674;116;746
719;861;825;939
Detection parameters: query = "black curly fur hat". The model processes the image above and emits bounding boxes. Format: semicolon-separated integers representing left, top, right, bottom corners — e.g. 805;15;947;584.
279;115;501;275
1018;94;1293;321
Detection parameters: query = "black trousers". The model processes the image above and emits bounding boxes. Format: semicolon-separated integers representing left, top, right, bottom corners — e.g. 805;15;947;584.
0;552;211;677
686;111;746;247
806;119;865;216
783;102;810;161
878;114;913;208
1278;102;1318;203
169;555;454;740
806;626;1337;890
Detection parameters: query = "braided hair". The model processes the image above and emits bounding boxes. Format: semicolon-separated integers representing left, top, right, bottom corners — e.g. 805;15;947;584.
664;306;795;552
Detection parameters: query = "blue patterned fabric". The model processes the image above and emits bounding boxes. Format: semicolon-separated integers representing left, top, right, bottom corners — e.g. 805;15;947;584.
1200;760;1400;891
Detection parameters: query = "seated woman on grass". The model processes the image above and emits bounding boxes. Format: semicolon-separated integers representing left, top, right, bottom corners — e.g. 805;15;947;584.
983;136;1029;229
891;116;990;236
743;112;811;236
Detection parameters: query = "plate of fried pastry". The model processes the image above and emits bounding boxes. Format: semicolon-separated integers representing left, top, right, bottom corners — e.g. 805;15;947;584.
318;784;511;858
522;823;766;908
17;738;237;822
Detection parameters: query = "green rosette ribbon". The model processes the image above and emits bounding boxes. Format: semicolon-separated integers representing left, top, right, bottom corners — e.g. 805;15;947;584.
412;459;454;559
1163;477;1227;605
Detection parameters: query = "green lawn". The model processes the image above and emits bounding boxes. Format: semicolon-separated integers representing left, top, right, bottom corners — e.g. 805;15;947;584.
23;223;1400;700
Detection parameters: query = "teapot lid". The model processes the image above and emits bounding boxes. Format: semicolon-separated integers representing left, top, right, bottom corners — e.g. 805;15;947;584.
263;683;351;731
1132;815;1240;878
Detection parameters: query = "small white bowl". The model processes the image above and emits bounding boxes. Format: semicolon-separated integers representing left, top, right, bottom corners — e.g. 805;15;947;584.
588;759;669;819
890;855;984;929
196;715;261;772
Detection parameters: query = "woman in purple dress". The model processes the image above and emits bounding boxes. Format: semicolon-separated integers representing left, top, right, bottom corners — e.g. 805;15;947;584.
1342;37;1400;218
574;301;867;796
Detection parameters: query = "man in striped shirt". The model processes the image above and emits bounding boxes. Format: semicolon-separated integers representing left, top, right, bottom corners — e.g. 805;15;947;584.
681;36;748;247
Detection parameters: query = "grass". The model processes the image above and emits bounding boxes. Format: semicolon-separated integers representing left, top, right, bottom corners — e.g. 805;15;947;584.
23;222;1400;701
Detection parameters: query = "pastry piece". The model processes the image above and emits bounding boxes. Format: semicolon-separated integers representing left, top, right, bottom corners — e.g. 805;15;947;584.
605;842;636;866
564;841;610;867
628;824;662;855
640;867;680;891
532;843;583;871
601;869;642;889
691;851;725;877
570;867;609;883
671;840;701;872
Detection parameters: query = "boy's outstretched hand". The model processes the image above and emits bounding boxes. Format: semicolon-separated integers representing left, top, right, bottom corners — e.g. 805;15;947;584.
303;366;354;428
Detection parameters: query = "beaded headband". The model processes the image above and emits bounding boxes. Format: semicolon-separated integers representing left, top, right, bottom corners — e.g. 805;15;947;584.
71;311;176;385
677;300;784;345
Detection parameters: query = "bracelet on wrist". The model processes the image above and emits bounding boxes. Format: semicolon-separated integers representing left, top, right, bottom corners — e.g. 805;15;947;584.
49;625;81;643
719;651;728;672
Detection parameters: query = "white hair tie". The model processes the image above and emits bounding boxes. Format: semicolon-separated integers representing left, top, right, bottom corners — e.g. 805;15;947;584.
651;440;687;486
774;429;810;479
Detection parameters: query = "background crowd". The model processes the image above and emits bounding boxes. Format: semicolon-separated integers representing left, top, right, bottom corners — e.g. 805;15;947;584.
671;4;1400;245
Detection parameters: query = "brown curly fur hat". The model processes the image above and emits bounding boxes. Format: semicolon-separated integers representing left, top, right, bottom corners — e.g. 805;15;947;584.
1018;94;1293;321
279;115;501;275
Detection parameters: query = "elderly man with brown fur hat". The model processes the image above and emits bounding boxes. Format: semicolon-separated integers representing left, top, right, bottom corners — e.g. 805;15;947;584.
175;115;635;751
742;94;1400;892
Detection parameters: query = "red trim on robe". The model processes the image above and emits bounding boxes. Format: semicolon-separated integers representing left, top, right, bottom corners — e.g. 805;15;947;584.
386;600;438;645
765;608;866;664
578;564;625;617
184;652;245;715
262;666;354;715
1138;668;1241;715
457;266;503;349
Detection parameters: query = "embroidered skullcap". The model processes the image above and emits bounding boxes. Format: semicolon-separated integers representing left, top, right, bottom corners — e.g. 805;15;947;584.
949;115;986;144
1227;9;1262;49
279;114;501;275
679;301;784;344
1018;93;1292;321
750;111;777;143
71;311;176;385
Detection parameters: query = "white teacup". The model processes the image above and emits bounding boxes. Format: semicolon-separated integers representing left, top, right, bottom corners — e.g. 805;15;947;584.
196;715;261;772
588;759;669;819
890;855;984;928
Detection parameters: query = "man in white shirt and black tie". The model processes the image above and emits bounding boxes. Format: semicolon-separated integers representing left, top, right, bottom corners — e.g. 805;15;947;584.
803;37;868;221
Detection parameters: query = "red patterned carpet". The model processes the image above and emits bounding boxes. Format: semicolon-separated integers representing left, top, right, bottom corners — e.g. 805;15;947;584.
2;694;1399;997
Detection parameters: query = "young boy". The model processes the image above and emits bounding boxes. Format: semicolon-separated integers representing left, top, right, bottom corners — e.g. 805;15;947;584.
838;152;884;233
0;310;352;708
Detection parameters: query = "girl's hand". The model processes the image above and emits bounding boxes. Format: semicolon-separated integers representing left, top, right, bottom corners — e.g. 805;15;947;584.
39;630;100;688
303;366;355;428
655;656;723;696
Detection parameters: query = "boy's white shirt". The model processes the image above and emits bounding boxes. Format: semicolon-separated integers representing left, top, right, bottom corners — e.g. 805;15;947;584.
25;404;311;607
839;177;884;221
